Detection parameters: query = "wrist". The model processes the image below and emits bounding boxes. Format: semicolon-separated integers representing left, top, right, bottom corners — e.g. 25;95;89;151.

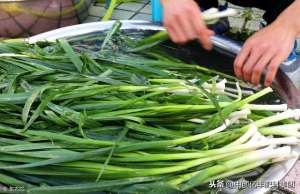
273;1;300;37
275;18;300;38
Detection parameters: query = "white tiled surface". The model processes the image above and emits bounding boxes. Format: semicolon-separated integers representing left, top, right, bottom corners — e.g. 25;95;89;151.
110;9;136;20
117;2;145;11
140;4;151;14
88;5;106;18
86;0;151;22
132;13;151;20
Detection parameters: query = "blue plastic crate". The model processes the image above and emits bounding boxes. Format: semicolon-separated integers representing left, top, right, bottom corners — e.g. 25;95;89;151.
151;0;163;22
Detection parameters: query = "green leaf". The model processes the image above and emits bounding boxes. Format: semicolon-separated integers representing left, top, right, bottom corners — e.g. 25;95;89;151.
22;85;50;124
23;90;57;131
101;21;122;51
28;177;163;194
58;39;84;72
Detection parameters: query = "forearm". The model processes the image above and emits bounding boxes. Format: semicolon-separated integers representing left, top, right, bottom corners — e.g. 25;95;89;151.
274;0;300;36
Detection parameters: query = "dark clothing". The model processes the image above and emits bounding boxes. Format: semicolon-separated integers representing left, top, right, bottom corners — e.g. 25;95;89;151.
195;0;294;24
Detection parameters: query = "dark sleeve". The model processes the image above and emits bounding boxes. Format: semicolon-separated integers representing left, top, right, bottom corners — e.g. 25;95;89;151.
194;0;219;10
263;0;294;24
227;0;294;24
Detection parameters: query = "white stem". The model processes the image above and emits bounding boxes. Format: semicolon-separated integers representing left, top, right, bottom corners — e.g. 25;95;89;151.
248;146;291;161
225;91;239;98
202;8;219;15
170;89;191;94
222;79;257;91
0;53;28;57
291;109;300;120
255;109;300;128
235;82;242;100
188;78;199;84
262;124;300;131
226;124;257;147
203;8;238;21
186;137;299;160
229;108;251;120
272;151;299;163
266;136;278;149
225;87;254;96
202;79;226;94
189;118;205;124
248;137;299;146
228;109;251;124
244;104;288;112
188;119;231;141
224;146;291;169
259;125;300;138
246;131;267;145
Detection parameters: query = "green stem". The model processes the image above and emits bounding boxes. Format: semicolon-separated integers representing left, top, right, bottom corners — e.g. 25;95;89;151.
102;0;118;21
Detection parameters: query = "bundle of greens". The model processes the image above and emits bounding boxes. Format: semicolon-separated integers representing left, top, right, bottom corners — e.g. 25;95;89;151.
0;21;299;194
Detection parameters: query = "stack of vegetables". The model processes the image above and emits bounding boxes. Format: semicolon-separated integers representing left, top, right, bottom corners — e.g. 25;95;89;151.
0;21;299;194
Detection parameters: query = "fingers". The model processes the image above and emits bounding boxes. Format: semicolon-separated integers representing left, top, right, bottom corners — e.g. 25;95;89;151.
165;23;181;43
235;44;282;86
163;11;184;43
171;19;190;44
250;52;274;85
163;1;213;49
241;49;263;82
234;42;251;79
198;28;214;50
163;3;200;44
191;8;213;50
206;29;215;36
177;13;197;42
231;19;296;86
234;39;278;86
264;55;283;86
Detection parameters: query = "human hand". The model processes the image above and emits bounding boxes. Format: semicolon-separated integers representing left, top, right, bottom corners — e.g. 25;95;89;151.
234;22;297;86
161;0;214;50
